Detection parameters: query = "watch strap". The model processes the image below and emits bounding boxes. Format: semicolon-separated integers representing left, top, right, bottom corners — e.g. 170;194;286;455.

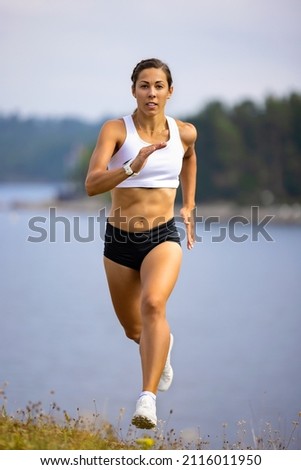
122;159;139;176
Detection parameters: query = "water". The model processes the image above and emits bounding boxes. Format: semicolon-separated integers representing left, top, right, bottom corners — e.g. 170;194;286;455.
0;182;59;206
0;184;300;449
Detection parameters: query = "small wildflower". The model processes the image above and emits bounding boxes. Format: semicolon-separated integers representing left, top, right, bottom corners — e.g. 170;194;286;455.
136;437;154;449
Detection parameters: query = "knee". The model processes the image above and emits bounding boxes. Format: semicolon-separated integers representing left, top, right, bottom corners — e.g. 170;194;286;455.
124;327;141;344
141;294;165;319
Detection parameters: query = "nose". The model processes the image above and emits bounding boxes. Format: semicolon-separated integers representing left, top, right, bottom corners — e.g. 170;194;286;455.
148;87;156;97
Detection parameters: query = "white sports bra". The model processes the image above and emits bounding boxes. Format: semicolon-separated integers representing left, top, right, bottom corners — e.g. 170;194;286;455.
108;115;185;188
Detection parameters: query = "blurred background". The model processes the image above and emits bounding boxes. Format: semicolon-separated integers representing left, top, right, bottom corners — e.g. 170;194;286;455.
0;0;300;449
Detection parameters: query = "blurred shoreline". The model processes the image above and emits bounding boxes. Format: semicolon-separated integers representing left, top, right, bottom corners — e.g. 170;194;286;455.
1;196;301;225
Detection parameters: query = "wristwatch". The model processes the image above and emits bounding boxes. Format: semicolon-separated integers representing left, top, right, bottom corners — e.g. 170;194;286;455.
122;159;139;177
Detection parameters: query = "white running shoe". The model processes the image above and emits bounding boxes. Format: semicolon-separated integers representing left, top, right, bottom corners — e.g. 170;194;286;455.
131;395;157;429
158;333;174;392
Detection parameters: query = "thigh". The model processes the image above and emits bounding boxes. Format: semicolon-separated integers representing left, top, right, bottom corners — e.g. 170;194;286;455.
140;241;182;306
103;257;142;340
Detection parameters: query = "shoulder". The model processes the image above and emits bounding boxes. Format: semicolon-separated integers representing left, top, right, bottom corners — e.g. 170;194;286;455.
98;117;126;144
174;118;197;148
101;117;126;135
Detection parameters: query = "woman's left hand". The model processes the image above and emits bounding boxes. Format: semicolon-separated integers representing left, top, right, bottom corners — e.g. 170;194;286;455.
180;207;195;250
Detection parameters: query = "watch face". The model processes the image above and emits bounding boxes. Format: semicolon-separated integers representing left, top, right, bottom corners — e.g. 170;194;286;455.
123;163;133;175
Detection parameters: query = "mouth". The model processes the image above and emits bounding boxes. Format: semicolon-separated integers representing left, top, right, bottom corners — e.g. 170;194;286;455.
146;102;157;108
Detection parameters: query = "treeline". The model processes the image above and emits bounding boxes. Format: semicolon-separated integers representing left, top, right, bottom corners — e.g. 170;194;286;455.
187;92;301;204
0;115;101;182
1;93;301;204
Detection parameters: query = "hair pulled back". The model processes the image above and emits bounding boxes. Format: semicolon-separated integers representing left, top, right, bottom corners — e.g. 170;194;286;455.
131;58;173;89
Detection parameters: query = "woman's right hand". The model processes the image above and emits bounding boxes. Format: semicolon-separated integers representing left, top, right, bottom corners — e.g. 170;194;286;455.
131;142;167;174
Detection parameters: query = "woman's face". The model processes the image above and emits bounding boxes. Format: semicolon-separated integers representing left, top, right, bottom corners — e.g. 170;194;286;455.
132;67;173;115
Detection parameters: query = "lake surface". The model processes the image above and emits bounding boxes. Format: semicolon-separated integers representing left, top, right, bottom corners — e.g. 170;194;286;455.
0;184;300;449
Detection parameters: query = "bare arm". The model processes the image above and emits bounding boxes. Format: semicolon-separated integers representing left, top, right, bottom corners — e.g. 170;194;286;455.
179;122;198;249
85;120;166;196
85;120;128;196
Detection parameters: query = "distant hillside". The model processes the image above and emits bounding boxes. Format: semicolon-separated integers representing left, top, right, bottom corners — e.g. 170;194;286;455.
0;115;102;182
1;92;301;204
187;93;301;204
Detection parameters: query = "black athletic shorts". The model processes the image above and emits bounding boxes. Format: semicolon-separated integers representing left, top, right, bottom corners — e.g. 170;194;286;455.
104;217;181;271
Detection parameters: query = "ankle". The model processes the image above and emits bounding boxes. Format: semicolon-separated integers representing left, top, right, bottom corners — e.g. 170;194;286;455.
139;391;156;401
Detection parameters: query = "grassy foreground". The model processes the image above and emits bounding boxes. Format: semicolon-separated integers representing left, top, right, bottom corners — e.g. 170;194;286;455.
1;390;300;450
0;400;137;451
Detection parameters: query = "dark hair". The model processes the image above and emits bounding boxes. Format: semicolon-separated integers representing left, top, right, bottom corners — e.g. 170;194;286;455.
131;58;173;89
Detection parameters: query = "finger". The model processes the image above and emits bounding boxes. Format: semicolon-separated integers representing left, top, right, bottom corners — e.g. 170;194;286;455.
143;144;160;156
188;238;195;249
183;215;191;225
148;142;167;152
186;226;195;250
187;238;194;250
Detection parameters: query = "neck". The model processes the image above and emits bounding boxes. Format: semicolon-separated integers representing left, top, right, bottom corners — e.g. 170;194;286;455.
133;112;167;135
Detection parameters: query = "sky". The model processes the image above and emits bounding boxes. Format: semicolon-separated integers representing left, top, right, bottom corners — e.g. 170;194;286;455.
1;0;301;121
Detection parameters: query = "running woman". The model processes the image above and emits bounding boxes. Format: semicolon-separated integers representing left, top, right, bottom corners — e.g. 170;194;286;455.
85;58;197;429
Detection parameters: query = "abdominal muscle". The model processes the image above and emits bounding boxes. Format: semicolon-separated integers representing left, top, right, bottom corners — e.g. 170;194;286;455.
108;187;177;232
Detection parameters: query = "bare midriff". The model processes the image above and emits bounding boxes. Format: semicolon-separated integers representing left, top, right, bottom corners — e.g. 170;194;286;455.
108;187;177;232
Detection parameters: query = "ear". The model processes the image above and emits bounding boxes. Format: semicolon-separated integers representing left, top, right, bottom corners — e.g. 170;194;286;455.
167;86;174;99
132;85;136;98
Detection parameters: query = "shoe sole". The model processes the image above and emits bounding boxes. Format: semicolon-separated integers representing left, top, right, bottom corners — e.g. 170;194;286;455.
158;366;173;392
158;334;174;392
131;414;157;429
